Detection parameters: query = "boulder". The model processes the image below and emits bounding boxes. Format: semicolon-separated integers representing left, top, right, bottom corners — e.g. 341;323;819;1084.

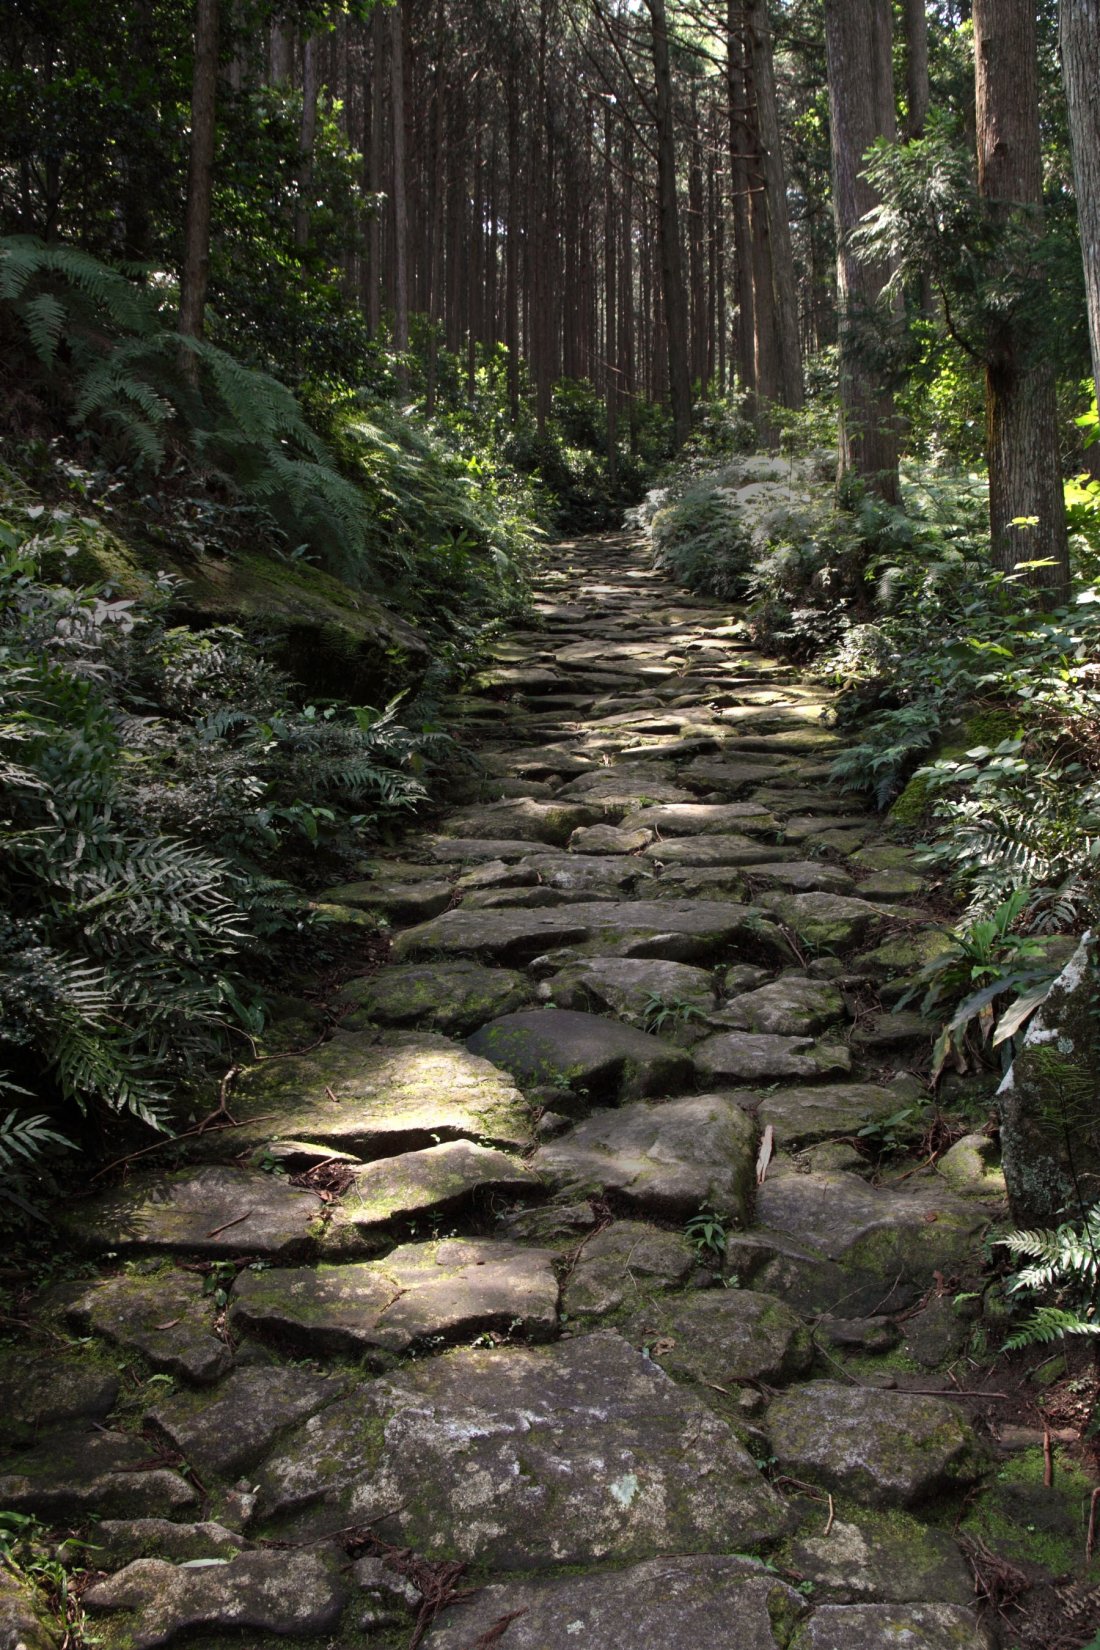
622;1288;813;1386
422;1557;806;1650
719;977;845;1037
789;1602;993;1649
533;1093;756;1222
693;1032;851;1085
324;1141;538;1254
766;1381;986;1508
336;962;533;1037
255;1332;790;1563
0;1430;197;1520
562;1221;696;1318
467;1009;693;1103
85;1550;345;1649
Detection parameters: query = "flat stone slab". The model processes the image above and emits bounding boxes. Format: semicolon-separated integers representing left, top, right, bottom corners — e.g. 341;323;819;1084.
569;822;653;854
533;1093;756;1221
439;799;603;845
679;758;794;795
325;1141;538;1253
742;1168;986;1314
232;1031;531;1155
0;1430;197;1520
790;1517;973;1605
766;1381;985;1508
93;1520;253;1567
755;891;902;953
693;1032;851;1084
746;861;857;895
754;1081;925;1147
644;834;795;867
314;878;453;924
562;1221;696;1318
231;1238;559;1355
720;976;845;1037
67;1270;233;1384
85;1550;346;1649
256;1332;790;1563
69;1167;321;1260
520;852;648;895
541;957;716;1034
619;802;779;837
147;1366;343;1479
790;1603;992;1650
468;1009;694;1102
623;1288;813;1386
337;962;534;1037
423;1556;807;1650
0;1352;119;1445
394;899;787;968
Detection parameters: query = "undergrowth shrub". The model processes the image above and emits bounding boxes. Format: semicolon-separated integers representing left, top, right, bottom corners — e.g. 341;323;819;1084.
0;498;448;1216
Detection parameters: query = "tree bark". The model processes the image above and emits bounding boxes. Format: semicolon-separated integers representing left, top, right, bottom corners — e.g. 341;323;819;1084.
1061;0;1100;406
366;5;384;336
904;0;930;139
647;0;693;450
390;0;409;391
727;1;757;407
179;0;219;345
294;35;319;250
745;0;803;411
974;0;1069;596
824;0;900;502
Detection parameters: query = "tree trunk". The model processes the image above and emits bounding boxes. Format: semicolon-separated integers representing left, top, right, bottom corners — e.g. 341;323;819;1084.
904;0;930;139
727;1;757;407
1061;0;1100;406
366;6;384;335
745;0;803;410
647;0;693;450
390;0;409;391
179;0;219;346
294;35;319;250
824;0;900;503
974;0;1069;596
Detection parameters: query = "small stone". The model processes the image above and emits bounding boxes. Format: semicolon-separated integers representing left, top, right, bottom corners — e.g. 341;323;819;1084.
67;1271;233;1385
936;1135;1006;1200
755;891;898;954
902;1296;970;1371
722;964;771;994
857;868;928;901
536;1109;573;1137
314;879;453;924
766;1381;986;1508
84;1549;346;1649
816;1316;900;1353
540;957;717;1031
852;1009;935;1052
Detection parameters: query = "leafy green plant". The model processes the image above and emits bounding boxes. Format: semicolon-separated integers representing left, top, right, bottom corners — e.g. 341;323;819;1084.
684;1208;728;1261
640;992;708;1035
902;889;1061;1082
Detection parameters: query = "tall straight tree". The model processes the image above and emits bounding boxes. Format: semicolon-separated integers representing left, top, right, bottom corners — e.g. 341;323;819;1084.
390;0;409;391
1061;0;1100;405
744;0;803;415
973;0;1068;595
179;0;219;343
823;0;900;503
646;0;693;450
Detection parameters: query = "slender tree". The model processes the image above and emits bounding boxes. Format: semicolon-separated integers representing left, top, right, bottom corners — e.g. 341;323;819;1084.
973;0;1069;595
1061;0;1100;405
390;0;409;390
647;0;693;449
179;0;220;344
823;0;900;502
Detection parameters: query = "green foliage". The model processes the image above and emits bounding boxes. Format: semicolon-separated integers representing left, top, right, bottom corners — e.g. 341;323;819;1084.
645;479;756;600
684;1208;727;1260
996;1206;1100;1351
640;992;707;1034
0;498;448;1214
901;890;1062;1082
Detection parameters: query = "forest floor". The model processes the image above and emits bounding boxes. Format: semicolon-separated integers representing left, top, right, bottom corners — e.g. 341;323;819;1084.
3;533;1098;1650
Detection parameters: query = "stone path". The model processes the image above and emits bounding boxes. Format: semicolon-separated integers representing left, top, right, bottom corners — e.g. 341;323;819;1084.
6;534;1012;1650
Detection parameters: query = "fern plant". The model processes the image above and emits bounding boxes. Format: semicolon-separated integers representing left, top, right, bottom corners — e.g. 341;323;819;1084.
997;1207;1100;1351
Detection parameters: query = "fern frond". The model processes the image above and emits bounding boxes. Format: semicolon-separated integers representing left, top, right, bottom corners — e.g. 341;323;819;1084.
1002;1307;1100;1351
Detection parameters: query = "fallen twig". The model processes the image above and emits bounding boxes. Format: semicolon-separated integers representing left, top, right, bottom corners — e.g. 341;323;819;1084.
88;1113;280;1183
203;1209;254;1239
823;1493;835;1538
468;1609;529;1648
